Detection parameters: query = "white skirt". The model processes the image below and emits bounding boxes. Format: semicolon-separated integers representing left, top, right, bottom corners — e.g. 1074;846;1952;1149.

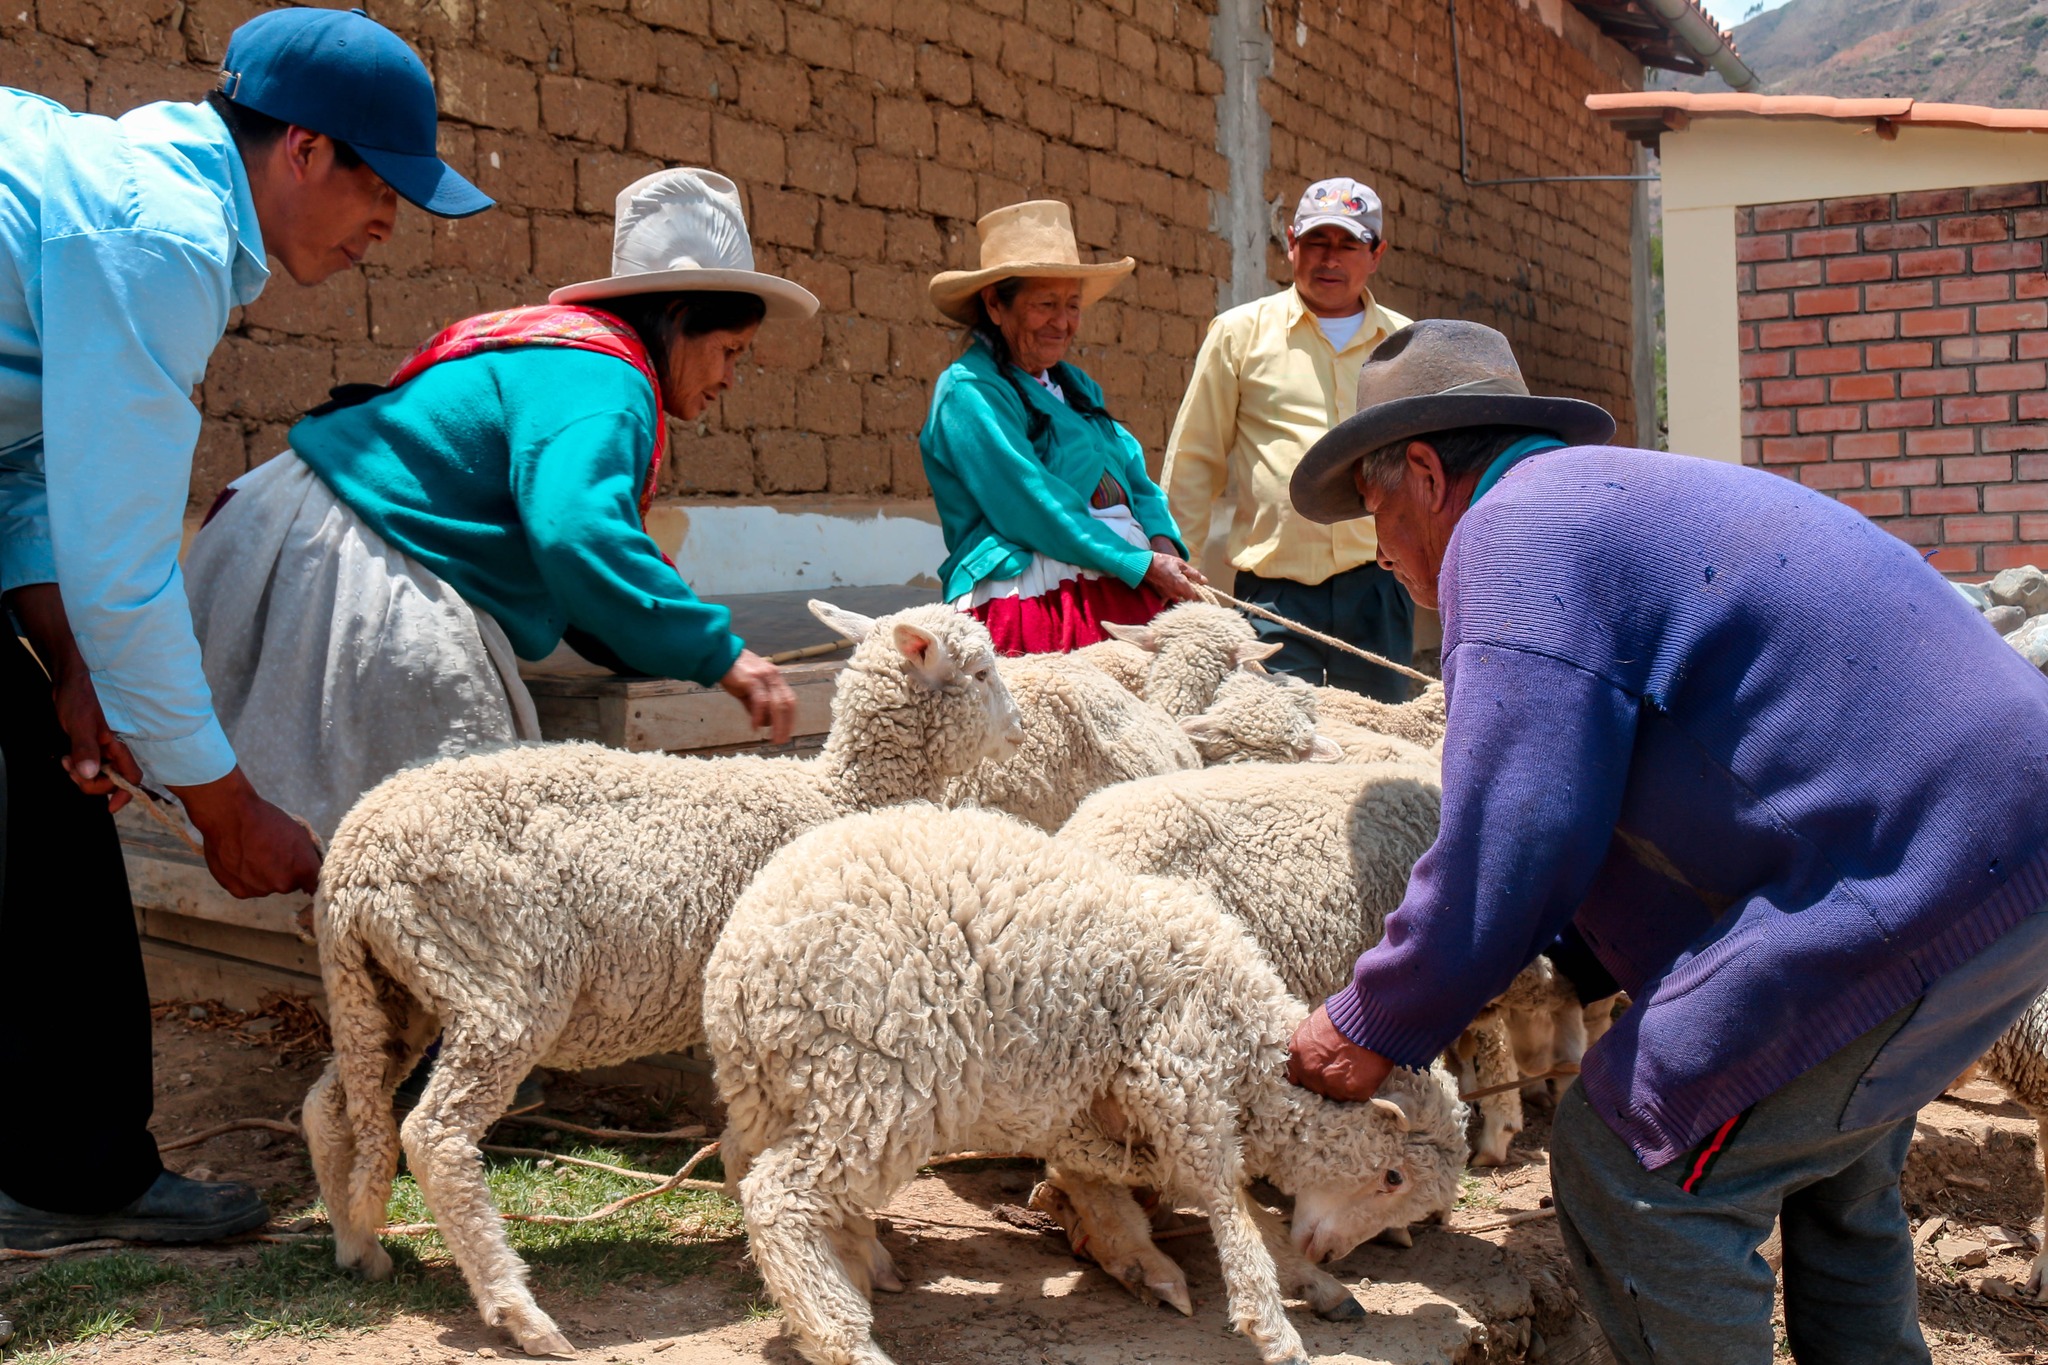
950;502;1152;609
184;452;541;842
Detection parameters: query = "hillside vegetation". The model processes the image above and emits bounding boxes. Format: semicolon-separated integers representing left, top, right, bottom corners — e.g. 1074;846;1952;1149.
1674;0;2048;104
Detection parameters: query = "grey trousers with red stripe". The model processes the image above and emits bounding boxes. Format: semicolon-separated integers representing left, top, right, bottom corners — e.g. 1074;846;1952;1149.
1550;1006;1928;1365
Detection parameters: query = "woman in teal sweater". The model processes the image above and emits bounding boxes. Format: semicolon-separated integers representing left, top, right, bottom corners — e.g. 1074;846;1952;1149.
182;169;819;839
921;200;1203;653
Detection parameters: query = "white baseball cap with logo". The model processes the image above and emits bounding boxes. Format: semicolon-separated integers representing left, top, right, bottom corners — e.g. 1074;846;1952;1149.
1292;177;1384;245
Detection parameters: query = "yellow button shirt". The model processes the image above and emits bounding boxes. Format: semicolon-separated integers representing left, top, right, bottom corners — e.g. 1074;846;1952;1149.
1161;286;1411;585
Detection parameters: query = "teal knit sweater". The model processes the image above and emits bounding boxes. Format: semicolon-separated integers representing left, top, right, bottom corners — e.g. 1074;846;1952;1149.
288;348;741;685
918;340;1185;602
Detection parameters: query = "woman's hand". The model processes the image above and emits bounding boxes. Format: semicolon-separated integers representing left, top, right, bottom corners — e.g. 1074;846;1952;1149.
719;650;798;745
1143;551;1207;603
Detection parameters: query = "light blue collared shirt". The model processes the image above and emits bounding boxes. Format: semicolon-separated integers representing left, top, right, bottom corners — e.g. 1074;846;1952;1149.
0;90;270;786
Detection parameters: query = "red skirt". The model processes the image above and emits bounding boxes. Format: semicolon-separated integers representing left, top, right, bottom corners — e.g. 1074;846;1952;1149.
966;574;1168;656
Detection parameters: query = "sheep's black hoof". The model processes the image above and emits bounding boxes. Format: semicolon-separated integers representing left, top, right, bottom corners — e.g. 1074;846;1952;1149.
1315;1294;1367;1322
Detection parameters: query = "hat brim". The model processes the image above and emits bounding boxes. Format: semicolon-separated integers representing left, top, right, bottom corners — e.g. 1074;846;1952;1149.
1292;213;1377;242
355;146;495;220
1290;393;1618;525
548;268;821;320
928;259;1135;324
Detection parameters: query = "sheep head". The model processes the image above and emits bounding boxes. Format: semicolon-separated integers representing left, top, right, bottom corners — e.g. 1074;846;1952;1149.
1179;670;1337;766
1264;1063;1468;1264
1103;603;1279;718
810;601;1026;776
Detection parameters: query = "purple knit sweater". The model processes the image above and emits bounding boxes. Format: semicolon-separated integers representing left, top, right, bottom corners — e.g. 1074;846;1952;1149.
1325;446;2048;1167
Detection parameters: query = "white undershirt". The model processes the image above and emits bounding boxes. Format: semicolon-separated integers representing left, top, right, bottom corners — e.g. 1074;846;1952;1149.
1035;370;1066;403
1315;311;1369;351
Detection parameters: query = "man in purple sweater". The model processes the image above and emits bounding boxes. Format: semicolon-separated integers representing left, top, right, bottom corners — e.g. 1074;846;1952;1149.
1284;319;2048;1363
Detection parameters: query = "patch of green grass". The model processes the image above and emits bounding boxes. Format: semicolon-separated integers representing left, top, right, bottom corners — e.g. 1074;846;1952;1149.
1455;1173;1502;1211
3;1142;742;1356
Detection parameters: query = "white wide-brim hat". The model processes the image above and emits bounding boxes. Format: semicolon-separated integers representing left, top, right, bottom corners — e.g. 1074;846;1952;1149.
549;168;819;320
927;200;1134;325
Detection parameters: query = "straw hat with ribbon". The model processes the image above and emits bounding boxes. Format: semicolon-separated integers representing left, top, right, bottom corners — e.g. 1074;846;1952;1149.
1291;320;1615;525
928;201;1134;325
551;168;819;320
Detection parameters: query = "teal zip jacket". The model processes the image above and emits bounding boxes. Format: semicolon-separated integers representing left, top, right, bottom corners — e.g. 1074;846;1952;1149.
289;347;742;686
918;339;1186;602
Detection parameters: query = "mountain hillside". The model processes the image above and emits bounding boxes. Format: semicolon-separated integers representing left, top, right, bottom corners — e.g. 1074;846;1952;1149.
1670;0;2048;104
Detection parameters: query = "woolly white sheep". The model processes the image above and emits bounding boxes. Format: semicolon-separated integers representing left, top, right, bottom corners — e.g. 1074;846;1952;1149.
1098;602;1280;716
1051;757;1597;1306
1179;670;1343;767
704;804;1467;1365
1975;990;2048;1300
300;603;1023;1357
1311;681;1449;748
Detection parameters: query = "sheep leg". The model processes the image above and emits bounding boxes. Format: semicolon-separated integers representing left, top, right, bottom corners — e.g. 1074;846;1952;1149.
315;962;436;1282
1203;1184;1310;1365
1466;1015;1523;1167
738;1140;897;1365
829;1213;904;1297
1032;1166;1193;1315
2030;1115;2048;1302
1244;1199;1362;1321
400;1032;569;1358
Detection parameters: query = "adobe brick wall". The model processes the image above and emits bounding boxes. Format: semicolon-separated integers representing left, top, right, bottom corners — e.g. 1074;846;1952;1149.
1737;183;2048;577
3;0;1644;518
1272;1;1642;415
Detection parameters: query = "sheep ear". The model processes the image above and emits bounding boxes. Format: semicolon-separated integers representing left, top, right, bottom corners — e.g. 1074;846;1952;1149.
1180;715;1225;739
1370;1096;1411;1133
1307;734;1344;763
1266;670;1310;691
809;600;879;642
894;621;958;684
1100;621;1161;652
1233;640;1284;666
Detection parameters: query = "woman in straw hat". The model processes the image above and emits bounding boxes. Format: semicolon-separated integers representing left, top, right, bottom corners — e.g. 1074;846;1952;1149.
920;200;1204;655
180;169;818;842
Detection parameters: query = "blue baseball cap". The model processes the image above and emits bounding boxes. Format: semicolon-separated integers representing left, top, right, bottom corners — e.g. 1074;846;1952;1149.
219;7;492;219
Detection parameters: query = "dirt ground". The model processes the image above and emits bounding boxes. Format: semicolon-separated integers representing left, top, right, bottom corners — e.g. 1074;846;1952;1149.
2;1007;2043;1365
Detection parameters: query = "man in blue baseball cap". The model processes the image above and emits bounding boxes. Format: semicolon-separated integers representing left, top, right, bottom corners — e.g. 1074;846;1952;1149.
0;6;489;1251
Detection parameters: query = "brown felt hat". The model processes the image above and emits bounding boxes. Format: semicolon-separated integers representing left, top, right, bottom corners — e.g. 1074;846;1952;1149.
928;201;1135;325
1290;319;1616;524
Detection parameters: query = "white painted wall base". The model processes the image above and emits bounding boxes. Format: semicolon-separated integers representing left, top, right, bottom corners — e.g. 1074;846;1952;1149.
644;497;946;596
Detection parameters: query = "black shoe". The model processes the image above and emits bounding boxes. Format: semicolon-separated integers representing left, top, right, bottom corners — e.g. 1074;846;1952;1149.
0;1171;268;1251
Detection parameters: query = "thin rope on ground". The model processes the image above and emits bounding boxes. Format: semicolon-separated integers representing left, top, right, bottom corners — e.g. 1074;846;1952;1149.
1199;586;1437;686
480;1145;675;1183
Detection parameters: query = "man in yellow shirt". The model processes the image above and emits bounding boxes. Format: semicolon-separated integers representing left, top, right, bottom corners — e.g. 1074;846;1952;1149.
1161;178;1415;700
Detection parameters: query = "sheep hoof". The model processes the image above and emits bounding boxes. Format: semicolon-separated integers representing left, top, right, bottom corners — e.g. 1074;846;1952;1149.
1314;1294;1366;1322
520;1330;575;1359
1148;1277;1193;1316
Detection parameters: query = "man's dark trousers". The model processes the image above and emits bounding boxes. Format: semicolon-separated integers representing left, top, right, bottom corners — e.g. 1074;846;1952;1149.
1232;561;1416;702
0;630;162;1215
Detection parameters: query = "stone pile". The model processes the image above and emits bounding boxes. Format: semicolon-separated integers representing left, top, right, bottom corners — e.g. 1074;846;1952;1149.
1958;565;2048;669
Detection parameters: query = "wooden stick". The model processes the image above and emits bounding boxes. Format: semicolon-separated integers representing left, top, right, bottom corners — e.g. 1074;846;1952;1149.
158;1117;302;1153
765;640;850;664
0;1237;132;1263
495;1114;709;1144
479;1145;673;1183
377;1142;725;1236
1456;1206;1557;1233
1199;587;1437;685
107;773;205;858
1459;1062;1580;1103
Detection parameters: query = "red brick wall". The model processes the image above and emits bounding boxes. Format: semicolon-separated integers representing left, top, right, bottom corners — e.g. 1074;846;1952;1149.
1737;184;2048;576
